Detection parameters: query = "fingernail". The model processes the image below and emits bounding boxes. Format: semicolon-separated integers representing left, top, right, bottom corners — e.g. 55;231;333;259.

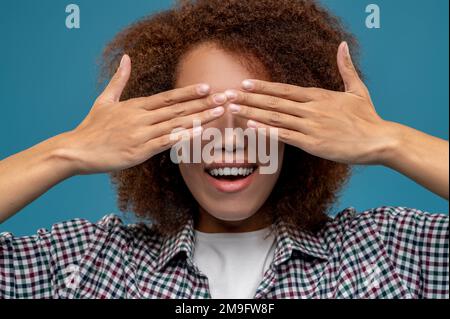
343;42;350;57
211;106;225;117
197;84;210;95
225;90;238;101
119;55;127;69
229;103;241;114
242;80;255;91
213;93;227;104
118;55;128;75
247;120;259;128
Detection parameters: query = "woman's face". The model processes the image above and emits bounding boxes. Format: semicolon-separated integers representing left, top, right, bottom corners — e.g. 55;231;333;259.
176;43;284;224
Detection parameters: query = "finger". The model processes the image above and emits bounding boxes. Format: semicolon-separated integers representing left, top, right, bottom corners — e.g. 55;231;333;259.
146;105;225;141
130;83;213;111
143;93;227;125
97;55;131;103
225;90;315;118
143;126;203;159
229;104;311;134
337;42;367;96
246;120;314;151
240;79;332;102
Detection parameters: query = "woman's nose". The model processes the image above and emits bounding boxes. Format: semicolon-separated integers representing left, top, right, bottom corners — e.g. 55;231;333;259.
214;104;245;150
203;90;247;132
224;101;236;128
213;101;247;128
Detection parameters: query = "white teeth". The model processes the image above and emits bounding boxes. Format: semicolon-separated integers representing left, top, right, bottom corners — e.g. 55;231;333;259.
208;167;256;177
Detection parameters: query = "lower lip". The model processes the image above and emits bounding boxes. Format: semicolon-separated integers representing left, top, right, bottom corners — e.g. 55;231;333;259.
204;170;256;193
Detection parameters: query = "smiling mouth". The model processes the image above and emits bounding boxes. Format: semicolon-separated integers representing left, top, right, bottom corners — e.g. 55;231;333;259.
206;166;256;179
204;164;259;192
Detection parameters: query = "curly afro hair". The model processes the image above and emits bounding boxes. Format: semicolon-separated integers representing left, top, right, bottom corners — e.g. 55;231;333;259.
103;0;359;235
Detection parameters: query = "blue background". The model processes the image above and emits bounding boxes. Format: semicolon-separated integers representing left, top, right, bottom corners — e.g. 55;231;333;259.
0;0;448;236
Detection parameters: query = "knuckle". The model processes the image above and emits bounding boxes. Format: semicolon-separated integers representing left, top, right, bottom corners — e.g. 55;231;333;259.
171;104;187;117
120;99;131;108
202;98;212;110
303;89;315;100
306;119;321;132
157;136;173;149
268;112;282;126
123;145;139;162
191;85;199;96
127;131;140;141
257;81;265;91
243;106;253;117
309;138;324;150
316;89;331;100
168;117;181;128
308;107;324;118
279;84;292;98
202;108;215;119
279;129;292;141
206;95;216;107
161;91;176;106
266;96;280;109
309;87;321;95
313;119;323;130
239;92;249;104
299;103;315;117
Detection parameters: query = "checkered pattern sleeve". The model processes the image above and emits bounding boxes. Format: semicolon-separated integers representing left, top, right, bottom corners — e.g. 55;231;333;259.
0;215;120;298
366;206;449;299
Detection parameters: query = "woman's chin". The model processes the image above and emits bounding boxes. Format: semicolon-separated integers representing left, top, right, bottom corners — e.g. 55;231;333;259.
200;203;260;222
208;211;256;222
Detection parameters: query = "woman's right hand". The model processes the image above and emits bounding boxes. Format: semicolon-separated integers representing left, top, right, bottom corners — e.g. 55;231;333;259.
61;55;226;174
0;55;227;219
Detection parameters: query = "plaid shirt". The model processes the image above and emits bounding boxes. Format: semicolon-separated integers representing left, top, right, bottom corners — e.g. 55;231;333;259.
0;206;448;299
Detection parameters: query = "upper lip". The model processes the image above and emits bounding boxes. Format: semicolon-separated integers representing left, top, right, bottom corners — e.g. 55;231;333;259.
204;162;258;170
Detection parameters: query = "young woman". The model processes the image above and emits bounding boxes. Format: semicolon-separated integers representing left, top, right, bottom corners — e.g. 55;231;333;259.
0;0;448;299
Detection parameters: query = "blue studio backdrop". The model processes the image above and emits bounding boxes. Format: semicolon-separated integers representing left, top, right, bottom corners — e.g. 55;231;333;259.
0;0;448;236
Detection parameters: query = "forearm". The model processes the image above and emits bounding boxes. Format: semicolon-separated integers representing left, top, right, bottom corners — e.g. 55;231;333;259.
0;133;77;222
381;121;449;200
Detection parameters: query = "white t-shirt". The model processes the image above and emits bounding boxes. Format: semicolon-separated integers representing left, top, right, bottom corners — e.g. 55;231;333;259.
193;227;277;299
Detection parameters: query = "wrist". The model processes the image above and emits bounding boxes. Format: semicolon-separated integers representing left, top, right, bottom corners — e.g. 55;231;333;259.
47;131;85;177
375;120;407;168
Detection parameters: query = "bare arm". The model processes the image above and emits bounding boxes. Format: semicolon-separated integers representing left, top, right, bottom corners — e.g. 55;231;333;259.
0;133;76;221
381;121;449;200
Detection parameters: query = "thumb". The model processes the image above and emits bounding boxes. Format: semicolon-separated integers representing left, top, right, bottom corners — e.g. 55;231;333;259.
337;42;366;96
97;54;131;104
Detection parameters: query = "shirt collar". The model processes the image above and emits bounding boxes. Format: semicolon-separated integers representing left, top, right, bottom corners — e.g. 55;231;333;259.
154;217;329;272
272;219;329;266
154;218;196;272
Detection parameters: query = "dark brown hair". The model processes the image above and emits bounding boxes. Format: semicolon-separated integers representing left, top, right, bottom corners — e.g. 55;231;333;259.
103;0;358;234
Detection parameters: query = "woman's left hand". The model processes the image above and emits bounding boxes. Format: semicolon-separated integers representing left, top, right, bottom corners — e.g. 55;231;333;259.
225;41;400;166
225;41;449;200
